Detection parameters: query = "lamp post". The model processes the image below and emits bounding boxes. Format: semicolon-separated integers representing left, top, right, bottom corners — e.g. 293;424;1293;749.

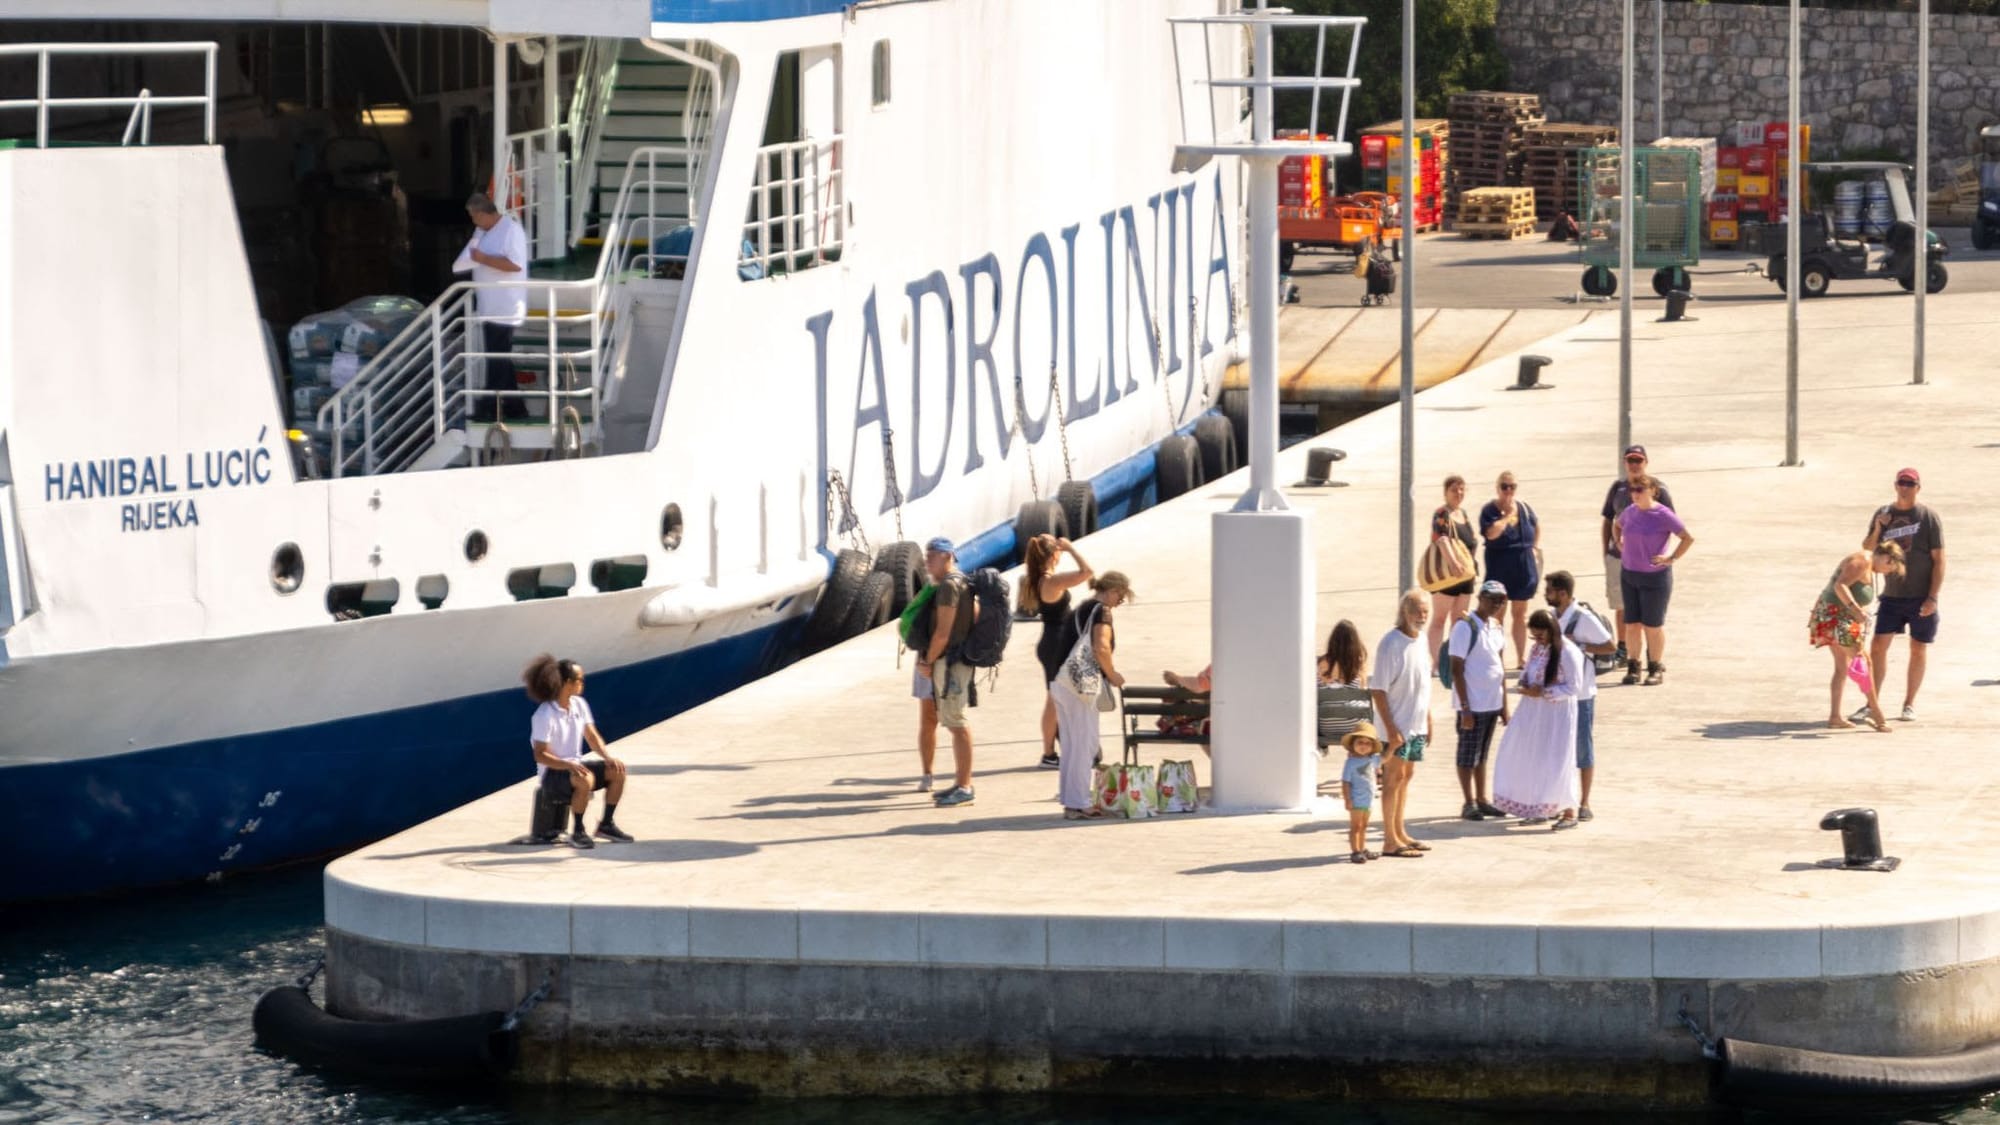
1784;0;1800;465
1914;0;1929;386
1398;0;1415;593
1618;0;1633;457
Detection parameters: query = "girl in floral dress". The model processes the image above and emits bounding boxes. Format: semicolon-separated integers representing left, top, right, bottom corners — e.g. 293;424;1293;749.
1809;542;1905;732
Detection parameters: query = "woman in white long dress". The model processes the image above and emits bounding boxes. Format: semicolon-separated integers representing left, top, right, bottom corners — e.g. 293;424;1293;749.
1491;609;1586;830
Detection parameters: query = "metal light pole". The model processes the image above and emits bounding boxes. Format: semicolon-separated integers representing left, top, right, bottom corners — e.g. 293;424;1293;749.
1618;0;1633;457
1655;0;1665;140
1784;0;1800;465
1398;0;1415;593
1915;0;1929;385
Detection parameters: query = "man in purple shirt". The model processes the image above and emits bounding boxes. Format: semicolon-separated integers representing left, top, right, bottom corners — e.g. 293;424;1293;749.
1611;474;1694;686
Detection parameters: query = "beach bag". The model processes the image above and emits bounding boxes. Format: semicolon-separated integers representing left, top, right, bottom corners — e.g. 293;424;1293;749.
1419;534;1475;593
1565;600;1621;676
1095;751;1157;820
1846;654;1875;694
1155;759;1199;813
1061;605;1104;697
951;567;1013;668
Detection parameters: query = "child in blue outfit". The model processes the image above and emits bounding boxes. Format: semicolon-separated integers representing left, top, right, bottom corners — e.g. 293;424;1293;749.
1342;722;1383;864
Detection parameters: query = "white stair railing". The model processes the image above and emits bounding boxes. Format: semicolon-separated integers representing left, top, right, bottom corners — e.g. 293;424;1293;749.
567;37;622;248
742;137;844;277
0;42;216;146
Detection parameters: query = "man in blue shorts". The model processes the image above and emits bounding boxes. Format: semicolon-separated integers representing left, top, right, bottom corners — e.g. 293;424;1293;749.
1860;468;1945;722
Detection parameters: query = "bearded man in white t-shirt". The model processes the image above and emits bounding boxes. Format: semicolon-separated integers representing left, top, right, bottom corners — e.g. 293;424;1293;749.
1545;571;1616;821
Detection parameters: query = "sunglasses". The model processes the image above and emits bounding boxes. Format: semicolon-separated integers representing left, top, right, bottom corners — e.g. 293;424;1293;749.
1499;483;1517;492
1625;457;1645;464
1894;479;1918;487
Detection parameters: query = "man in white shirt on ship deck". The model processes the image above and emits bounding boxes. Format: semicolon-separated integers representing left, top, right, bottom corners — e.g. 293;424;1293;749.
454;192;530;422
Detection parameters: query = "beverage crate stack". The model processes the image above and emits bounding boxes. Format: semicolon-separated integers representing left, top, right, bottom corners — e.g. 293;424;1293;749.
1447;92;1544;217
1455;186;1537;239
1710;121;1809;247
1520;123;1619;220
1358;126;1446;231
1276;131;1328;212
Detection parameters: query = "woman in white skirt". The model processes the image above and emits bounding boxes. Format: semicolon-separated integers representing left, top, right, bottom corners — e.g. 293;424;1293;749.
1051;572;1132;819
1491;609;1587;830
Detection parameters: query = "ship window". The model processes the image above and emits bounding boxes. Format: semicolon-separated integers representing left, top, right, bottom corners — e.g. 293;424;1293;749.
270;543;304;594
661;504;684;550
327;580;398;620
416;575;449;610
464;530;489;563
591;556;650;593
871;41;890;108
507;563;576;601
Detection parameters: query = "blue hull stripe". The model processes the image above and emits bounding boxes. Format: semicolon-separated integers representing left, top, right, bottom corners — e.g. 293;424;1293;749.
3;619;800;903
7;415;1216;902
653;0;849;23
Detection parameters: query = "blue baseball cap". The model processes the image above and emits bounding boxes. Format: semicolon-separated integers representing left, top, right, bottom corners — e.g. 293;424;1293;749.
925;536;956;556
1478;580;1509;598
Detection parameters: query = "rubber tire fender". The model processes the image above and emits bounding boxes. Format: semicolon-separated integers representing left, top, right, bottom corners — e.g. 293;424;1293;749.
1193;413;1239;482
1218;388;1250;465
1056;481;1098;539
1715;1035;2000;1109
803;548;873;649
838;571;896;640
1014;499;1068;564
1155;433;1206;501
870;541;925;616
252;986;516;1083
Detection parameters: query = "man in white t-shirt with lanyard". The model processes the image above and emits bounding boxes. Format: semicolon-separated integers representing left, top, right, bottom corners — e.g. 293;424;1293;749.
1448;581;1511;822
1545;571;1617;821
454;192;530;423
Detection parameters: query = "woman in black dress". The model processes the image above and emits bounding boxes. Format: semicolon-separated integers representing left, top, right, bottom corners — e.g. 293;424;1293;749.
1020;533;1094;768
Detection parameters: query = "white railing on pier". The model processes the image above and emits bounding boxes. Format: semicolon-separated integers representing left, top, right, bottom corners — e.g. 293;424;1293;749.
0;42;217;147
742;136;843;277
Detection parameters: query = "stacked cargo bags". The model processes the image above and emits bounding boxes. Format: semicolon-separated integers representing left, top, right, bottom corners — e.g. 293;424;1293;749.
286;296;425;458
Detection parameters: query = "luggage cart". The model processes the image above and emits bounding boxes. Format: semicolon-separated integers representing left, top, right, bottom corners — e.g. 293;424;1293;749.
1575;146;1702;298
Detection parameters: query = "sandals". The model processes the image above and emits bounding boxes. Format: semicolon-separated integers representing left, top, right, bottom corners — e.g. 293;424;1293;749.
1404;840;1432;851
1351;850;1368;864
1383;845;1425;858
1063;807;1105;820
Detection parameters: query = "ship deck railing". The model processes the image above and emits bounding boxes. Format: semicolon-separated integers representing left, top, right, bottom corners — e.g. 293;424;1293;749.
0;42;217;148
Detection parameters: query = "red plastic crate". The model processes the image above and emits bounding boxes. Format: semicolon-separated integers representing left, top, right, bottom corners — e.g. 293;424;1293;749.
1742;147;1772;174
1718;146;1742;169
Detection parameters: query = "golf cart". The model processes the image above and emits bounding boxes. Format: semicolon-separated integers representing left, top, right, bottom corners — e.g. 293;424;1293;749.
1972;124;2000;251
1765;162;1947;297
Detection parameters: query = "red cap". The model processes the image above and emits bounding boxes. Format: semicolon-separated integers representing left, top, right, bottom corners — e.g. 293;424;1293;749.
1896;467;1920;484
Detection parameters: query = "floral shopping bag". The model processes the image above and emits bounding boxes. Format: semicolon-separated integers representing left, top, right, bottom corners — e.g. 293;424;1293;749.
1094;759;1158;819
1154;759;1199;814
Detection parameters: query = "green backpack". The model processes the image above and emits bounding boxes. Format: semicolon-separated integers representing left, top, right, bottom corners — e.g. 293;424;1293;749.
897;583;939;647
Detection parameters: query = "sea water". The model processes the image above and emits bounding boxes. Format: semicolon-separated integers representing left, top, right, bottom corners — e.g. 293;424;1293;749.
0;866;1993;1125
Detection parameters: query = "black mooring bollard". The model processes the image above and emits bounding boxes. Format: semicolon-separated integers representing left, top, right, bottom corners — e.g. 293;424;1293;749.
1509;354;1553;391
1817;807;1899;872
1302;446;1347;486
1662;290;1694;322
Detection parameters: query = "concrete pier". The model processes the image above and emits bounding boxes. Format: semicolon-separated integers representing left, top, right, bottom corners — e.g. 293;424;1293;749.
325;293;2000;1107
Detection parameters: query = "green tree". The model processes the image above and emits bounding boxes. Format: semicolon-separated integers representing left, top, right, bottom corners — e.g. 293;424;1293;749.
1270;0;1509;136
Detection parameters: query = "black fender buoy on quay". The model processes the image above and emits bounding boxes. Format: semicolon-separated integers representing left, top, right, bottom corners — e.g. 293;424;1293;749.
253;985;517;1083
1714;1035;2000;1110
1014;499;1068;563
1193;412;1240;481
870;540;925;616
1154;434;1205;501
802;548;873;650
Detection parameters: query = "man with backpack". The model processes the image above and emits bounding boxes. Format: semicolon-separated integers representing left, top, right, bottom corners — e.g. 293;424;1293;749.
1545;571;1617;821
914;537;978;807
1448;581;1511;822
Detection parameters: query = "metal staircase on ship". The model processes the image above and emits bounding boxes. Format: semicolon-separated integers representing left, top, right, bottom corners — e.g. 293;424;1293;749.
313;38;716;477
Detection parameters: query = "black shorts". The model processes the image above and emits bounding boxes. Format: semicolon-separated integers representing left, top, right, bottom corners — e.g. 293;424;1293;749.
1620;567;1673;629
541;758;608;800
1437;578;1477;598
1874;596;1939;644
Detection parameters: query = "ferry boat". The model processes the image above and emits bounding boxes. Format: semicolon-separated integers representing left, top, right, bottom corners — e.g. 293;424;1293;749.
0;1;1252;899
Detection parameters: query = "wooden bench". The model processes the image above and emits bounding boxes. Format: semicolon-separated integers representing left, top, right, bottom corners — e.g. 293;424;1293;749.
1120;685;1210;757
1118;683;1377;755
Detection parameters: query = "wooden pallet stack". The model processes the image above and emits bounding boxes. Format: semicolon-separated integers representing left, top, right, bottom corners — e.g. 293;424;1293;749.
1446;92;1543;214
1520;123;1618;220
1456;186;1537;239
1929;156;1982;224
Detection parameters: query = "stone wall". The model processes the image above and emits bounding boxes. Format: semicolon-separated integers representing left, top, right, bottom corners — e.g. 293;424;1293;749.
1496;0;2000;168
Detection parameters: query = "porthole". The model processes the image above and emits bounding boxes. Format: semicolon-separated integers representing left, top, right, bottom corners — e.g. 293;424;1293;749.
270;543;304;595
464;530;489;563
660;504;684;551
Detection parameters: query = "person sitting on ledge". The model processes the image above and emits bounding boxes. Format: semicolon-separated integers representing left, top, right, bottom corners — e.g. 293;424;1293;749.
523;653;631;848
